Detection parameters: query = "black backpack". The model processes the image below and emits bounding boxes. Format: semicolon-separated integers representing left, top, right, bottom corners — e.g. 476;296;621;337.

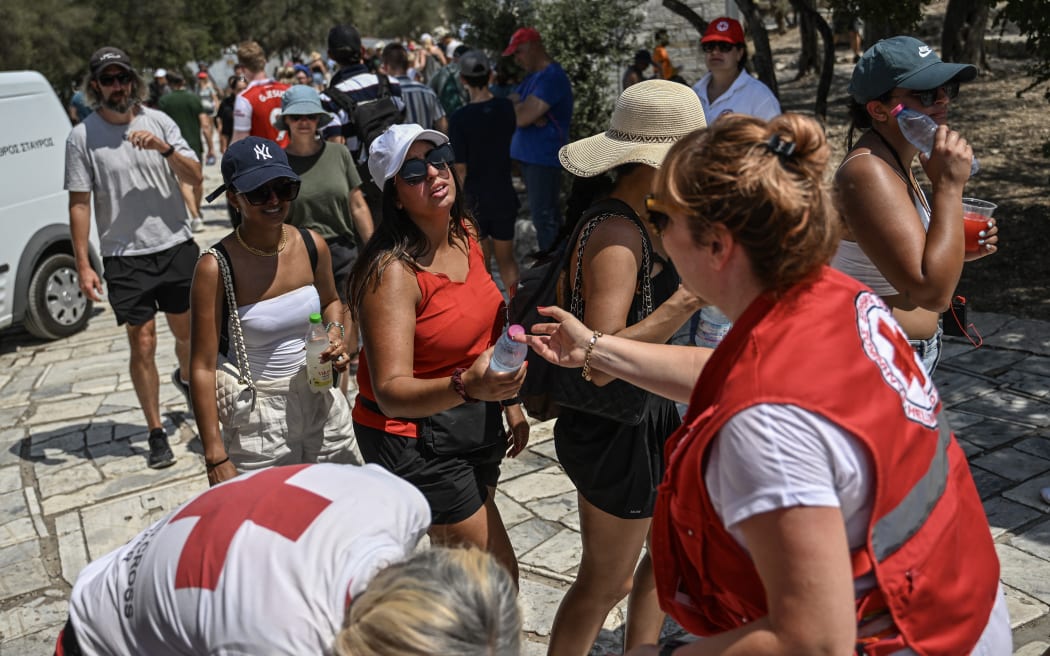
326;74;404;154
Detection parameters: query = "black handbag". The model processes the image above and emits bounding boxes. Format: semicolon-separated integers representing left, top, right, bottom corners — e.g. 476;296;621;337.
550;206;656;426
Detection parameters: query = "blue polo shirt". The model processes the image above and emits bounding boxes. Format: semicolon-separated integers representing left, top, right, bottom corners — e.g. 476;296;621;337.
510;62;573;168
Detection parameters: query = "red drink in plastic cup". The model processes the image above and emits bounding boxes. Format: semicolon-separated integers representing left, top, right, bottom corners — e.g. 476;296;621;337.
960;198;997;253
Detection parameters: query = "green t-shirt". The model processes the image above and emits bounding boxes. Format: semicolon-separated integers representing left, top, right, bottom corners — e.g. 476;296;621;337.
158;89;204;156
284;141;362;241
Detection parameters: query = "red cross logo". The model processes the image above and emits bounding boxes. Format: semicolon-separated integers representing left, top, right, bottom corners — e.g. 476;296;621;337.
171;465;332;590
877;319;925;387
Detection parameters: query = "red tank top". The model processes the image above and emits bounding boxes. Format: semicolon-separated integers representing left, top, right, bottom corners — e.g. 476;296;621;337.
353;237;505;437
240;81;289;147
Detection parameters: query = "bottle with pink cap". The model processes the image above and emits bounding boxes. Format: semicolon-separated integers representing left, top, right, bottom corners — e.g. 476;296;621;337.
489;324;528;373
891;104;979;177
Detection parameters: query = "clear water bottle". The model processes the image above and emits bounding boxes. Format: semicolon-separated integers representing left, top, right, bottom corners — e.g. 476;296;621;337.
695;306;732;348
489;324;528;373
891;104;979;177
305;312;332;392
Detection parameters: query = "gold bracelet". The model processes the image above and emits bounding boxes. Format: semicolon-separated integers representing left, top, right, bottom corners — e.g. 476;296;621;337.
581;330;603;381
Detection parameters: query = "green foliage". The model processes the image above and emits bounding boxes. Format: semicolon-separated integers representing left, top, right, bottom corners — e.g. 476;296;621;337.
826;0;931;39
998;0;1050;102
459;0;534;55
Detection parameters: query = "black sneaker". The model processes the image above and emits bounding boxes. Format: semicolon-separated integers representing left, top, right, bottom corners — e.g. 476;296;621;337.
171;368;193;413
147;429;176;469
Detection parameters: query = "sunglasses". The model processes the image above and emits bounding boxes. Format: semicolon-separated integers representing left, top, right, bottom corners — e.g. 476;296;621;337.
644;194;671;236
285;114;322;123
702;42;739;54
398;143;455;186
892;80;960;107
97;72;133;87
237;178;301;205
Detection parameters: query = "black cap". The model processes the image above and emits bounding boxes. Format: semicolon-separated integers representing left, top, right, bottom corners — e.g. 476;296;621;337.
328;24;362;54
458;50;490;77
89;47;133;77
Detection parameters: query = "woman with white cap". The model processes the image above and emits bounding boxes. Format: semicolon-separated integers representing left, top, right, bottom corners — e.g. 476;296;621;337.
278;85;374;389
546;80;706;656
190;137;362;486
346;124;527;582
833;36;997;373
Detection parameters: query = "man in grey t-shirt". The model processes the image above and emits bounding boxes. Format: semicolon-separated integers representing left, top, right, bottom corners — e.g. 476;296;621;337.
65;46;202;470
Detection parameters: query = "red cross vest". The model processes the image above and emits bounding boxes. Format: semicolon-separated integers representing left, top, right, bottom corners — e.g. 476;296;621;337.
652;267;999;656
241;81;289;147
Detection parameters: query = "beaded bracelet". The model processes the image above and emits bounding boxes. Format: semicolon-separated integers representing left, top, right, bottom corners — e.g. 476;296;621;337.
581;330;604;381
451;367;478;403
325;321;345;340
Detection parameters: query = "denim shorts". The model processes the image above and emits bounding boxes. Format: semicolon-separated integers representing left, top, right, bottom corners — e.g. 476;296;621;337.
909;326;943;375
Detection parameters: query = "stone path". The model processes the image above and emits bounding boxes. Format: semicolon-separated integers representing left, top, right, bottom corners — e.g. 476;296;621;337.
2;168;1049;654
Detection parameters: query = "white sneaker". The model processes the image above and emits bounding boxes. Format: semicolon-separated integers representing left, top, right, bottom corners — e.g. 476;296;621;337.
190;217;205;233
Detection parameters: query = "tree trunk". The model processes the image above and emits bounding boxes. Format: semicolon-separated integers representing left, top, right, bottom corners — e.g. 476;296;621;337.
794;0;821;79
661;0;708;35
942;0;991;69
790;0;835;122
735;0;780;98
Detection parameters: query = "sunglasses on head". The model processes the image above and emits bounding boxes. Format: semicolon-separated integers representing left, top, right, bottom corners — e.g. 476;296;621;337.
97;72;133;87
702;42;739;54
644;194;671;236
398;143;455;186
893;80;960;107
237;178;301;205
285;114;322;123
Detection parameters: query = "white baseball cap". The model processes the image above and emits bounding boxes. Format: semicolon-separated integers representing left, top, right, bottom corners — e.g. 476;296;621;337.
154;68;168;78
368;123;449;186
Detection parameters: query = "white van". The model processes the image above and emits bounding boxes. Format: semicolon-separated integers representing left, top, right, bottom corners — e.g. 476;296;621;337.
0;71;101;340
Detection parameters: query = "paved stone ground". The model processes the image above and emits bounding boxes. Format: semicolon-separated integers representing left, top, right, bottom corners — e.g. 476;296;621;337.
2;165;1049;654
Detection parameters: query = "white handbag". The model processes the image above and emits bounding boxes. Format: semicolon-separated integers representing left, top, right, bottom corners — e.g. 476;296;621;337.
202;248;256;427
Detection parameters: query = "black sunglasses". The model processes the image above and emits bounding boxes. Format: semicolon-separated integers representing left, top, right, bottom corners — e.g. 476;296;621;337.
702;42;739;54
644;194;671;236
398;143;455;186
237;178;301;205
893;80;960;107
97;72;133;87
285;114;322;123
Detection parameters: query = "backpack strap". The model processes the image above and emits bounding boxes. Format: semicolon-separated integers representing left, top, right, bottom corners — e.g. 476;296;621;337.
376;73;392;100
298;227;319;272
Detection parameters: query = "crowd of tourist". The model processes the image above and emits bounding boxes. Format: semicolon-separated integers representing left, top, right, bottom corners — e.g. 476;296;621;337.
56;14;1006;656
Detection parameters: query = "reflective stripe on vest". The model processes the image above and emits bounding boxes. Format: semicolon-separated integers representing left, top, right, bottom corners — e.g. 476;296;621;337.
870;413;950;562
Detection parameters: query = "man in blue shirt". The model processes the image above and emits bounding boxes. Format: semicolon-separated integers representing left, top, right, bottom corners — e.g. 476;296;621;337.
504;27;573;251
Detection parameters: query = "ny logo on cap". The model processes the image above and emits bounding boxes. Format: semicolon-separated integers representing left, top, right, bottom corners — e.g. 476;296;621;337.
717;20;729;31
918;46;933;58
254;144;273;160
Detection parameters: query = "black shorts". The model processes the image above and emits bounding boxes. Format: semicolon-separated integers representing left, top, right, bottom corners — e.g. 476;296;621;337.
326;235;359;304
102;239;199;326
354;422;502;525
467;191;519;242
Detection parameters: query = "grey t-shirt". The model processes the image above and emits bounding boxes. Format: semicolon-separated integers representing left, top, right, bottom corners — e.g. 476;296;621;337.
65;106;195;257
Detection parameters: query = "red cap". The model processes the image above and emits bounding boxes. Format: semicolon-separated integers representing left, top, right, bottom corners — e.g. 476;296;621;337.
503;27;542;56
197;71;208;79
702;17;745;44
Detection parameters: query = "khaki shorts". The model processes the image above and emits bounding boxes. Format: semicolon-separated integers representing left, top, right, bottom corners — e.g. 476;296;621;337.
224;368;362;470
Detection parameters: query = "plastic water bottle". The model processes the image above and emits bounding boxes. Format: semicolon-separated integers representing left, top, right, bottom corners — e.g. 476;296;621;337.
305;312;332;392
695;306;732;348
892;104;979;177
489;324;528;373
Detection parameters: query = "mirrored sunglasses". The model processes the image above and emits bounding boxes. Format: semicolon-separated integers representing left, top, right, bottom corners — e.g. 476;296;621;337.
398;143;455;186
702;42;738;54
897;80;960;108
237;178;301;205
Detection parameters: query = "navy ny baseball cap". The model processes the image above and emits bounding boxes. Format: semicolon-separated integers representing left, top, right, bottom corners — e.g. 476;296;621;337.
849;36;976;103
206;137;299;202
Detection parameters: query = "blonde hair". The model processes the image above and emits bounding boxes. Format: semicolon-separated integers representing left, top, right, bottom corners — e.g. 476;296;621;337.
337;547;521;656
656;113;840;295
237;41;267;74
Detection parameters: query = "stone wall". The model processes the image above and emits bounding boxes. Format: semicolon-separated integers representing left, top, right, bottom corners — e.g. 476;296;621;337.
635;0;738;86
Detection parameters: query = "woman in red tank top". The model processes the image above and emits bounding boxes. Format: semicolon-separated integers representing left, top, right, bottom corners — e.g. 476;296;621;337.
347;124;527;582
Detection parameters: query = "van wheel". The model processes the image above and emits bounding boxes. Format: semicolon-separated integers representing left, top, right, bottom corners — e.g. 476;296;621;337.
24;253;93;340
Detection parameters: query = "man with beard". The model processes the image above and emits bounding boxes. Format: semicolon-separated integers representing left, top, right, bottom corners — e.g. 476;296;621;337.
65;47;202;469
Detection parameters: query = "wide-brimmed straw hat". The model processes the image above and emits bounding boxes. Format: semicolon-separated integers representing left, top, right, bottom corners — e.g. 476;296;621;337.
559;79;707;177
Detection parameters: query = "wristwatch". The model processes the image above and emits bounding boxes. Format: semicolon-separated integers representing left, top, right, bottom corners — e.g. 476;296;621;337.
659;639;689;656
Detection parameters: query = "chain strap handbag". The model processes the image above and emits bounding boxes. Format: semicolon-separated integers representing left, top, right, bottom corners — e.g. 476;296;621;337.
202;248;257;427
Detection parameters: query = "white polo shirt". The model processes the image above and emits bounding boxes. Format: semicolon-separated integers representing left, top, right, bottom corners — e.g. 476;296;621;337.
692;70;781;122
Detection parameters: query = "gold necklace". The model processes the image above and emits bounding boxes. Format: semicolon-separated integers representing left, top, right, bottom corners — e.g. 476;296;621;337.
236;225;287;257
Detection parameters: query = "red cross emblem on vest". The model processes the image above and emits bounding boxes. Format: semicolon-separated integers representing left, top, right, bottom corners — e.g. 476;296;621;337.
877;318;926;387
171;465;332;590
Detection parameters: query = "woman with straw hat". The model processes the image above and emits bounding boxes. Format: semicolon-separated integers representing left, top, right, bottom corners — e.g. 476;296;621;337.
546;79;706;656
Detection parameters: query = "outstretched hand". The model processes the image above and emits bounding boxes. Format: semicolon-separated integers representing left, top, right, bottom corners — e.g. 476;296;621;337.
513;306;594;369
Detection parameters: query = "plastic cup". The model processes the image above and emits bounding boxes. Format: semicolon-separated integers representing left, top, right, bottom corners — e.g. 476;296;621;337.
961;198;997;253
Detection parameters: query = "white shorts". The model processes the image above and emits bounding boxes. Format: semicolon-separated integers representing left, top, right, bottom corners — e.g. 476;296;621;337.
224;368;362;470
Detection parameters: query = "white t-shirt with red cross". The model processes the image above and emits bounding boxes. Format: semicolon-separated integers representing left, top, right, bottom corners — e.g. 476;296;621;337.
68;464;430;656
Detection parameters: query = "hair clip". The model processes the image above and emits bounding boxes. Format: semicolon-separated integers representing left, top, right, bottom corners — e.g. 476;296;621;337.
764;134;796;160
